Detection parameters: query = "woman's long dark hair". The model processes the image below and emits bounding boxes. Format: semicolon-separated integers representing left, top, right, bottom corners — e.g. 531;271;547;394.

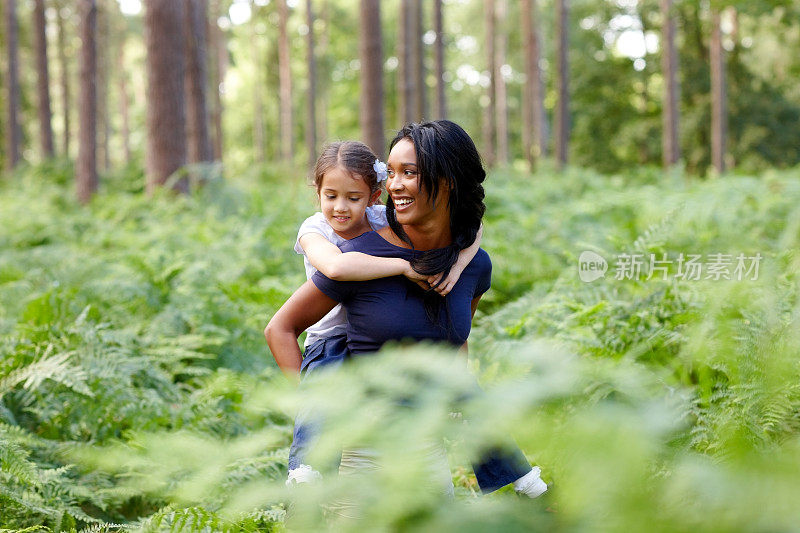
386;120;486;325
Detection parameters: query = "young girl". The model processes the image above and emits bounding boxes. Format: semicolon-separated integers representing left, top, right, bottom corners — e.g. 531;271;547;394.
283;141;482;483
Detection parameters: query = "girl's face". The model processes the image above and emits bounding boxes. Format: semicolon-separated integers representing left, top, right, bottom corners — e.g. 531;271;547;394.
319;166;381;239
386;139;449;227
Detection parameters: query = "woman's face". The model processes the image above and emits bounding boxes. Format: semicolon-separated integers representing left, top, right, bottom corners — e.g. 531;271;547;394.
386;139;449;227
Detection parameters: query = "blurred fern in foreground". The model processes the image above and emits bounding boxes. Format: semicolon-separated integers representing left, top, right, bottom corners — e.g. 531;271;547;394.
1;161;799;530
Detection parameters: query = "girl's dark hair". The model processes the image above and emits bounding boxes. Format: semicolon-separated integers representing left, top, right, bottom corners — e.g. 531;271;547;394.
386;120;486;323
312;141;382;195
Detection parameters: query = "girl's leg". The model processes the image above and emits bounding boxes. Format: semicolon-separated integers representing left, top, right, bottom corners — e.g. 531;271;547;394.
287;335;349;481
472;445;533;493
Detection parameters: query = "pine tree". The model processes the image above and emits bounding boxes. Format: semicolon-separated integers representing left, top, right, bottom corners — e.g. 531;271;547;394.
277;0;293;162
184;0;213;164
33;0;55;158
76;0;98;203
4;0;22;169
494;0;508;166
710;7;726;173
433;0;446;119
482;0;496;166
661;0;680;167
305;0;317;169
359;0;385;158
555;0;570;168
144;0;187;192
522;0;546;167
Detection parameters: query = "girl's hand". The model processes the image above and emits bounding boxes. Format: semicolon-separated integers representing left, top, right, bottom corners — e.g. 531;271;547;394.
403;263;431;291
428;266;464;296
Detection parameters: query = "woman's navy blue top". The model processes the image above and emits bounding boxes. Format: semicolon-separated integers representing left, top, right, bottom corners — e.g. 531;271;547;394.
311;231;491;355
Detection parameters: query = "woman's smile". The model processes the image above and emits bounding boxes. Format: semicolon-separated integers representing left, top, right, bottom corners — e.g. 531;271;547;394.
392;196;415;210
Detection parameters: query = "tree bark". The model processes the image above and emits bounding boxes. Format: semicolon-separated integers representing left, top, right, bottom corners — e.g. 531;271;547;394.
317;0;329;143
208;0;223;161
33;0;55;158
398;0;415;124
250;0;264;162
710;7;726;174
96;0;110;171
277;0;293;161
117;34;132;165
411;0;425;121
76;0;97;203
660;0;679;168
522;0;546;167
114;2;131;166
144;0;187;193
359;0;385;159
554;0;569;168
56;0;72;157
482;0;496;167
305;0;317;169
433;0;445;119
184;0;213;163
494;0;508;166
4;0;22;170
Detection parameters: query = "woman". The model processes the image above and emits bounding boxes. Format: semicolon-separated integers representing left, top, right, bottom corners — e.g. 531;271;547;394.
266;120;546;497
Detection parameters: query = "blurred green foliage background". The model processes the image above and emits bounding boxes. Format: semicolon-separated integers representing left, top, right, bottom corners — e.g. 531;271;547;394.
1;161;798;531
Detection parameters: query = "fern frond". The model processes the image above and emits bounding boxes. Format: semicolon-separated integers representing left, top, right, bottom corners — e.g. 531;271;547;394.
0;437;39;486
0;350;93;399
138;506;226;533
77;523;128;533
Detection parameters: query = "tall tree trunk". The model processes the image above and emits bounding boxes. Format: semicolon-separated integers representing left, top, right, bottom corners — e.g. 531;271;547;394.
482;0;496;167
305;0;317;169
33;0;54;158
208;0;223;161
359;0;385;159
317;0;329;143
522;0;545;168
554;0;569;168
710;7;726;174
117;34;132;165
277;0;293;162
76;0;97;203
411;0;425;121
433;0;445;119
56;0;72;157
250;0;264;162
96;0;110;171
144;0;187;193
114;2;131;165
494;0;508;166
398;0;415;124
660;0;679;167
4;0;21;170
184;0;213;163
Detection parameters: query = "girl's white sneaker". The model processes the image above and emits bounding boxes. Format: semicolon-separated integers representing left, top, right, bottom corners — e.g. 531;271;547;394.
286;464;322;486
513;466;548;498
